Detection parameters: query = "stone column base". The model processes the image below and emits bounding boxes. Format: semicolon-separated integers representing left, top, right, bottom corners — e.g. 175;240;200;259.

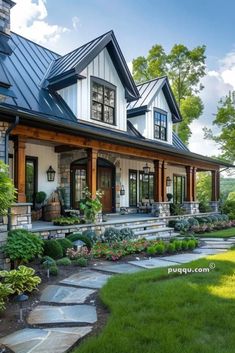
0;218;10;269
209;201;219;212
151;202;170;217
183;202;200;214
10;203;32;230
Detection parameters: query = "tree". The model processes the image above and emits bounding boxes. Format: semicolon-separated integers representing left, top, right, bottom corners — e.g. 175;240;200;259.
204;94;235;163
0;160;16;216
196;172;211;202
132;44;206;144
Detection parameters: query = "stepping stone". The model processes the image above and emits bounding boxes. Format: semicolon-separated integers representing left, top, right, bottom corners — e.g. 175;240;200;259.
193;248;227;255
129;258;179;269
40;285;95;304
0;327;92;353
161;253;205;264
27;304;97;325
95;263;143;274
60;270;111;289
200;244;231;249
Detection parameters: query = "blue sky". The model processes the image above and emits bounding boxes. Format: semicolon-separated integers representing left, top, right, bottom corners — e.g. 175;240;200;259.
11;0;235;155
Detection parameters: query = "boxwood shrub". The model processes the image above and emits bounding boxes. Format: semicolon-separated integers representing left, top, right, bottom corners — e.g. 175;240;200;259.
57;238;73;256
43;239;63;259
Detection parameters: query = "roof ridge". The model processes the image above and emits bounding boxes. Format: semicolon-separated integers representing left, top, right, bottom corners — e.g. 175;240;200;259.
10;31;61;57
136;75;167;86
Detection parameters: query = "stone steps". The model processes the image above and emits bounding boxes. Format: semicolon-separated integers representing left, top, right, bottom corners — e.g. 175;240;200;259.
134;226;175;239
116;221;166;231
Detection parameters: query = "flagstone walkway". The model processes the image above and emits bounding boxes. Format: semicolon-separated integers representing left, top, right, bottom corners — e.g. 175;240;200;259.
0;236;234;353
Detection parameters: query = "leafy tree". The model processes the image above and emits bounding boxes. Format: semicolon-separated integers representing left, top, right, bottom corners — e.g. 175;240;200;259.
132;44;206;144
227;191;235;201
0;160;16;216
204;94;235;163
196;172;211;202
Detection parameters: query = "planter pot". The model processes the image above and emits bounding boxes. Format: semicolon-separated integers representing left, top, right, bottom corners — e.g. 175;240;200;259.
43;202;61;221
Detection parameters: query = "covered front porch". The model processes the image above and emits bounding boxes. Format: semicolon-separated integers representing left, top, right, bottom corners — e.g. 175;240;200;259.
7;123;221;230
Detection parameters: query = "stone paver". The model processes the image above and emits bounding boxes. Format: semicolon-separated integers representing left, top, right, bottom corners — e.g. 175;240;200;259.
129;258;179;269
40;285;95;304
193;248;227;255
0;327;92;353
60;270;111;289
200;244;231;249
94;263;143;274
160;253;205;264
27;304;97;325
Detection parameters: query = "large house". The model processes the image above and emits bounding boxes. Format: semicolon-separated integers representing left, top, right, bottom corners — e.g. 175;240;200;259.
0;0;232;229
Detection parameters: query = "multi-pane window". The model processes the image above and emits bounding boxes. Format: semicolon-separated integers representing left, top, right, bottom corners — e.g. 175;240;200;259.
139;172;154;201
173;175;186;204
154;110;167;141
73;168;87;209
129;170;137;206
91;79;115;125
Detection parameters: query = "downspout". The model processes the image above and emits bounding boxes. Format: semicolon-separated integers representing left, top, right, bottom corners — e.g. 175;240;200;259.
4;116;20;230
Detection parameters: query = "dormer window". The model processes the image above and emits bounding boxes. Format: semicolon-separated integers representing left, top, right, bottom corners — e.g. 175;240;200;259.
91;77;116;125
154;109;167;141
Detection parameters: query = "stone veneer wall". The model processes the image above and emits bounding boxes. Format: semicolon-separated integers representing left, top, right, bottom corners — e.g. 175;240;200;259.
10;203;32;230
0;218;10;269
183;202;200;215
0;121;8;161
59;150;121;212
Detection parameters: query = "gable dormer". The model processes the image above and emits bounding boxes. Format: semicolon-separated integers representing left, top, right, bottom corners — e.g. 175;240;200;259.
45;31;140;132
127;77;182;145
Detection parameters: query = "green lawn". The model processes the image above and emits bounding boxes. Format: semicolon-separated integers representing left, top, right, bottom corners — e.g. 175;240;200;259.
74;251;235;353
195;228;235;238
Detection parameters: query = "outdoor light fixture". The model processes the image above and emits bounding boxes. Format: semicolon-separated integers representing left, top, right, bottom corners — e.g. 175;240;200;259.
143;163;150;174
166;176;172;187
46;166;56;182
120;185;125;196
15;293;29;322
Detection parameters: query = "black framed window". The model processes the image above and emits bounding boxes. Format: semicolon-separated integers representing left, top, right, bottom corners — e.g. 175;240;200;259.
173;175;186;204
91;78;116;125
25;156;38;207
139;172;154;201
154;110;167;141
129;170;137;206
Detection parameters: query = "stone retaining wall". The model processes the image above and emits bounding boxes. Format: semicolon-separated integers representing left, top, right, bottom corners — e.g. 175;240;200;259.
0;218;10;269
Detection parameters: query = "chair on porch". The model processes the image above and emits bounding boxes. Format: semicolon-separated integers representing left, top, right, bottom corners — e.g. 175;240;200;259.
137;199;154;213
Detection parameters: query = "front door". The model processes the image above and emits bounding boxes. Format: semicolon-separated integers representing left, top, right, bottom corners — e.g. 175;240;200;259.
98;166;113;213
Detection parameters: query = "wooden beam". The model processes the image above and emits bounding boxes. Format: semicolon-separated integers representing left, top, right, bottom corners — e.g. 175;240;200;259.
154;160;163;202
192;167;197;201
14;136;26;202
211;170;219;201
11;125;220;170
186;166;193;202
87;148;98;199
55;145;82;153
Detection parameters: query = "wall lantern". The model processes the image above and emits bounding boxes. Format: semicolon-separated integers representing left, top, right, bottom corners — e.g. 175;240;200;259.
166;176;172;187
143;163;150;174
47;166;56;182
120;185;125;196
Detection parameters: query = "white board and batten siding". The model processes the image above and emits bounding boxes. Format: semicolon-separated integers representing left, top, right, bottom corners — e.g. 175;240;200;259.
58;48;127;132
131;89;173;144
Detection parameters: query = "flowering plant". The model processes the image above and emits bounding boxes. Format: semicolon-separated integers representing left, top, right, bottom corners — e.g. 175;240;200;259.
80;187;103;223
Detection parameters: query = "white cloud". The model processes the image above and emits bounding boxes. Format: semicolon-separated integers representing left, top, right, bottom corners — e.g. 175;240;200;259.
72;16;80;30
11;0;69;44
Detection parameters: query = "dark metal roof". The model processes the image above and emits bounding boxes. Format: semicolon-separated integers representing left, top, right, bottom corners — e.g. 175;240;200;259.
0;32;78;123
45;30;140;102
127;76;182;123
172;132;189;151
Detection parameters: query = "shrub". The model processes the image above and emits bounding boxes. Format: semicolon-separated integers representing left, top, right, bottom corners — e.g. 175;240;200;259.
67;246;91;260
147;246;156;255
0;283;13;312
181;240;188;250
0;161;16;216
0;266;41;294
57;238;73;256
49;265;59;276
119;227;135;240
155;243;165;255
68;233;93;250
170;203;185;216
73;257;88;267
174;220;190;233
4;230;43;266
56;257;71;266
199;201;212;213
41;256;56;268
43;239;63;259
168;220;178;228
187;218;199;227
82;230;97;243
174;240;182;251
102;227;121;243
35;191;47;204
167;243;176;254
187;239;196;250
53;216;80;226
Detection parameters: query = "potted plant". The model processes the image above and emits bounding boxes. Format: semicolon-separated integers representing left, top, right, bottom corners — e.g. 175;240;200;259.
80;187;103;224
32;191;47;221
167;193;173;202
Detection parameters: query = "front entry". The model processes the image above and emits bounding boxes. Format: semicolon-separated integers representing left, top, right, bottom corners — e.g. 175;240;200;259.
71;157;115;213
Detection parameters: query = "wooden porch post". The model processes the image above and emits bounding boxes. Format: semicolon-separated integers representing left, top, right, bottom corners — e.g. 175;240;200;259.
87;148;98;199
14;136;26;202
186;166;193;202
162;161;167;202
211;170;219;201
192;167;197;201
154;160;163;202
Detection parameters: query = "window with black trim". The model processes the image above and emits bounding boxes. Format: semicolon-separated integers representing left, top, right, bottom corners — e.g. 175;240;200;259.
173;175;186;204
139;172;154;201
91;78;116;125
129;170;137;207
154;110;167;141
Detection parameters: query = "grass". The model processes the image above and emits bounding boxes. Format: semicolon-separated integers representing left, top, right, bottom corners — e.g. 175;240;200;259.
195;228;235;238
73;250;235;353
